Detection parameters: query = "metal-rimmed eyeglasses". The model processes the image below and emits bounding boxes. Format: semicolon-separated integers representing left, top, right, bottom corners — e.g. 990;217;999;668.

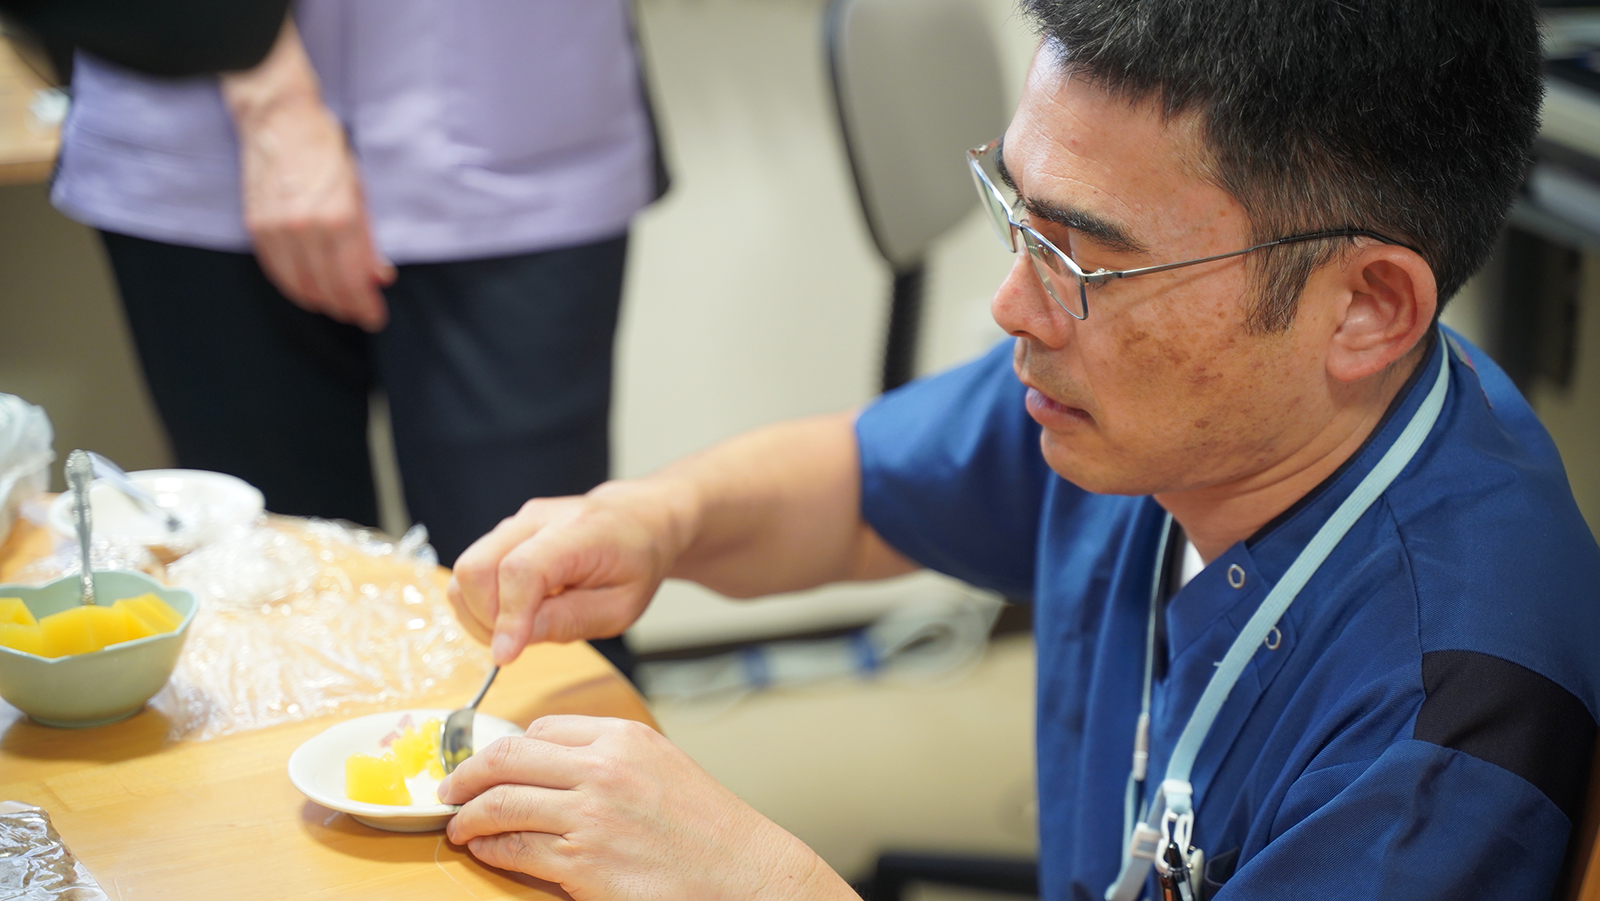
966;138;1411;320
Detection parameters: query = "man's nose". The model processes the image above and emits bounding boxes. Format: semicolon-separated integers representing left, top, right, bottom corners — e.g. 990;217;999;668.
991;254;1074;348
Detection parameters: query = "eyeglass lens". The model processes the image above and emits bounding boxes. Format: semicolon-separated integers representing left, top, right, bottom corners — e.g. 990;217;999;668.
1019;230;1088;319
969;161;1015;251
969;153;1088;319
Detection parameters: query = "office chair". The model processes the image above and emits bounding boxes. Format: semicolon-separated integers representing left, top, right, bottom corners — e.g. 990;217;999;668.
825;0;1008;391
824;2;1033;897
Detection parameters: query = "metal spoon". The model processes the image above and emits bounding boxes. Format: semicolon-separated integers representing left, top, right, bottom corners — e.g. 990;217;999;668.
441;665;499;775
64;449;96;606
88;451;183;533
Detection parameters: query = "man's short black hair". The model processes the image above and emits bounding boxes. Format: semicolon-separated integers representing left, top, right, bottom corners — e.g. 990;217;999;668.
1021;0;1544;331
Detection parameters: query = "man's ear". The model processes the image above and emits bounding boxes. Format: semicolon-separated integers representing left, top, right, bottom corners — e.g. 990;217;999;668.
1326;246;1437;383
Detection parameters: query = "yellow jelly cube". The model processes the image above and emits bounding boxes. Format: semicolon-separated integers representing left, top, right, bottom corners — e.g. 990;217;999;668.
344;752;412;806
39;605;129;658
117;598;167;636
118;594;182;631
391;718;443;777
0;598;35;626
111;596;182;640
114;601;159;642
0;623;45;656
392;731;430;777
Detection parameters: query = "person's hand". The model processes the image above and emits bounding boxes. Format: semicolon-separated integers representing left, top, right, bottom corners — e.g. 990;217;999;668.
440;716;854;901
233;97;394;330
222;20;394;331
448;480;695;665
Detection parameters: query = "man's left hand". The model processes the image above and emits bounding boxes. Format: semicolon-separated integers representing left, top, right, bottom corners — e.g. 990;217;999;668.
439;715;856;901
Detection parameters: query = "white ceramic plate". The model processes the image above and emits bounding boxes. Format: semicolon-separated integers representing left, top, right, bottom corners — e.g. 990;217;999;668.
287;709;523;833
49;469;264;550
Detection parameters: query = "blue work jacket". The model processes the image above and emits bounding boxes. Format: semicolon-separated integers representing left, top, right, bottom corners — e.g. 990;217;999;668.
856;329;1600;900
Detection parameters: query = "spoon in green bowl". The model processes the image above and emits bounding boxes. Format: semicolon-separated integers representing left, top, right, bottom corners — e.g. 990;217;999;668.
64;449;96;606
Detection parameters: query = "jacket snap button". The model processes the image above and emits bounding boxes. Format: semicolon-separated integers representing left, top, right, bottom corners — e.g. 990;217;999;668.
1227;564;1246;589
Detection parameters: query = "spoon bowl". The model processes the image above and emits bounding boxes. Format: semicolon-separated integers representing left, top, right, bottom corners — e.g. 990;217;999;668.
441;665;499;775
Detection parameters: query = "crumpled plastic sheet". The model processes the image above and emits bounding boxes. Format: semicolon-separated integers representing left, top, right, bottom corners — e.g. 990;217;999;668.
13;518;491;742
155;519;492;741
0;801;108;901
11;535;164;584
0;396;53;549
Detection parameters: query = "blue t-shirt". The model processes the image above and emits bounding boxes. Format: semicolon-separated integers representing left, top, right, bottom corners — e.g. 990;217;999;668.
856;330;1600;900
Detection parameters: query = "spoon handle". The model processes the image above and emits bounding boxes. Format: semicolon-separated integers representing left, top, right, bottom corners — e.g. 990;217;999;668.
468;665;500;709
65;450;96;606
88;451;182;533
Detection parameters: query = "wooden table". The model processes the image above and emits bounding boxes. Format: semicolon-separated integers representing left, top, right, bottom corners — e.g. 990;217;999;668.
0;517;655;900
0;36;58;186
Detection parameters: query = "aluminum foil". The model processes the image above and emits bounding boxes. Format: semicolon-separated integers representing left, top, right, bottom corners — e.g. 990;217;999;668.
0;802;108;901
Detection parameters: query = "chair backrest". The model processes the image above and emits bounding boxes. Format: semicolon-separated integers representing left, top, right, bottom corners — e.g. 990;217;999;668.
825;0;1009;271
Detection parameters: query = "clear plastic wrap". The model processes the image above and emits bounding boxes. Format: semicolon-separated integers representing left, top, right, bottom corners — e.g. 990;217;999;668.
146;518;492;741
10;535;164;584
0;396;53;547
0;801;108;901
20;517;490;742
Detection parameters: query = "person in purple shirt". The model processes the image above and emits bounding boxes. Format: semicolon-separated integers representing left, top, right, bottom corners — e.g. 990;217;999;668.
51;2;663;674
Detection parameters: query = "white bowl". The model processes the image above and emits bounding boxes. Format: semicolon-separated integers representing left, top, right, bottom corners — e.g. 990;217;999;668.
49;469;264;553
287;709;523;833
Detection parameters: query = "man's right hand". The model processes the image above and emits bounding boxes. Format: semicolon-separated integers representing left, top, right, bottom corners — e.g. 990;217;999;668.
448;479;697;665
448;413;914;665
222;20;395;332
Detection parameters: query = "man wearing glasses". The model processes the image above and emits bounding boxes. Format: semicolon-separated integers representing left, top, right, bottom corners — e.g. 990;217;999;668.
438;0;1600;898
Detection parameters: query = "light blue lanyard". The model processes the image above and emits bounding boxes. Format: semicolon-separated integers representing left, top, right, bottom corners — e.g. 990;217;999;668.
1106;341;1451;901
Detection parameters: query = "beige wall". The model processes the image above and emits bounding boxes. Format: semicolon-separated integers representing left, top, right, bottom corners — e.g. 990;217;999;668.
0;182;171;490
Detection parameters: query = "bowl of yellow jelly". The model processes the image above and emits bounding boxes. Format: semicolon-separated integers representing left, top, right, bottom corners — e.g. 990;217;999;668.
0;570;195;727
286;708;523;832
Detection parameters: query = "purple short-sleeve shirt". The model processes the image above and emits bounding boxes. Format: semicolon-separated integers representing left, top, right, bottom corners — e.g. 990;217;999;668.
51;0;656;263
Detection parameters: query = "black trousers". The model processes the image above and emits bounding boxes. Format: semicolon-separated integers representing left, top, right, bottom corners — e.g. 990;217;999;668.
100;230;635;676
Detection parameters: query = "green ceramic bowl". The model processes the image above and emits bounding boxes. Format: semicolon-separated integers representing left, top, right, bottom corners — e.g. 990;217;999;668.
0;571;196;727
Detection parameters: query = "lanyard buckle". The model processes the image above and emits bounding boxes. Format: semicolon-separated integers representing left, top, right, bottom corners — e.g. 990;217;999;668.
1155;808;1193;877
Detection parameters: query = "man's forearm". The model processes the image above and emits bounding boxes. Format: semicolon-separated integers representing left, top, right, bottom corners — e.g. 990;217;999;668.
636;410;915;598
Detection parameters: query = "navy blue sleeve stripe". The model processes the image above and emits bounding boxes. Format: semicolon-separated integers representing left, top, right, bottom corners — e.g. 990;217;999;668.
1414;649;1596;825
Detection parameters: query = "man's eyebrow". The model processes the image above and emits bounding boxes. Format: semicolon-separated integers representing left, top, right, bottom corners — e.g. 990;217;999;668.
994;137;1149;256
1025;199;1148;256
995;138;1019;192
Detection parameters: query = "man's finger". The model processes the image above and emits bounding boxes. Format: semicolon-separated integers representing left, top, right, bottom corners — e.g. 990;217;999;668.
492;530;581;664
454;510;556;646
464;832;569;885
529;588;635;646
446;783;575;845
521;714;615;748
445;575;493;645
436;735;586;804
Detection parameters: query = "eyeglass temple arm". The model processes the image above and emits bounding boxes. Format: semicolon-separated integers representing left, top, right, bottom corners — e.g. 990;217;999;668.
1080;230;1401;286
